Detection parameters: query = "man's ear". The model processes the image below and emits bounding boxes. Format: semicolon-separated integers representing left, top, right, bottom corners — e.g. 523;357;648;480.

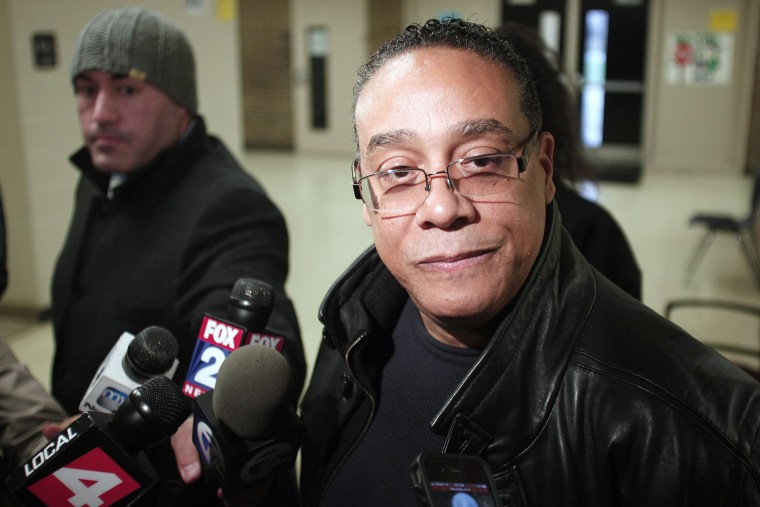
362;204;372;226
537;132;556;204
176;106;192;134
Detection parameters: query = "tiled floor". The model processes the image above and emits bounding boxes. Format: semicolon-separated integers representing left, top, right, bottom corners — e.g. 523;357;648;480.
2;150;759;393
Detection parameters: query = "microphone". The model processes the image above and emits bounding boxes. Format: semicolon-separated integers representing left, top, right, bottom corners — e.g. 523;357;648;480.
192;344;302;498
182;278;286;398
7;376;192;507
79;326;180;413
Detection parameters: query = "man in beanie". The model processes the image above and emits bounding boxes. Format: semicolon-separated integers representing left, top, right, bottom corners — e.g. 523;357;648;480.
49;6;305;504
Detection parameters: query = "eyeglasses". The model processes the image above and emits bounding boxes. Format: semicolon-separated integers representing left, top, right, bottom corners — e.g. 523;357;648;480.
352;130;538;215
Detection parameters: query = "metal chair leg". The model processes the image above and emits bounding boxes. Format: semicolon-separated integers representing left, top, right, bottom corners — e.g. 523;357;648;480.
685;230;715;285
739;228;760;289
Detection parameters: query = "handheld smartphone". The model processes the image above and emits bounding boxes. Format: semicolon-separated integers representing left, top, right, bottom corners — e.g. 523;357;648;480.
410;452;500;507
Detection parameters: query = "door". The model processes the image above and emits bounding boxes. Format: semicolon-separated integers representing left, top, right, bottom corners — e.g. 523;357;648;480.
503;0;649;182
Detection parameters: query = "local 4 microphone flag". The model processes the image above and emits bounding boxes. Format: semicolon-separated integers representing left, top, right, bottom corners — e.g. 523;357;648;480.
6;413;156;507
8;376;191;507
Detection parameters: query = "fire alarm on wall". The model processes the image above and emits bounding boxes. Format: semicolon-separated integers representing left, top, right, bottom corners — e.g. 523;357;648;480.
32;32;56;69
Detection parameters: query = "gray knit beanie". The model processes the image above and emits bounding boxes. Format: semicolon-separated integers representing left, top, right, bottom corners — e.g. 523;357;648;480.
71;6;197;113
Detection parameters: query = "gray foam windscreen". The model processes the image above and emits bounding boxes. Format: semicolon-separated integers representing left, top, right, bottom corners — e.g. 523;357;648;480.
212;344;295;440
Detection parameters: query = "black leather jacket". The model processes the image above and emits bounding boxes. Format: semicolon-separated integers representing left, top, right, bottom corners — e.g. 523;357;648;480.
299;202;760;506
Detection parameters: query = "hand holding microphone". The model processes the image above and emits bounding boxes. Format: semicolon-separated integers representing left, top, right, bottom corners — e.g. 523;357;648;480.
8;376;192;506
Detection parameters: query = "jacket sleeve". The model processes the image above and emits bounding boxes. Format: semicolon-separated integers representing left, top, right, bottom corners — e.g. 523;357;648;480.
0;337;68;468
174;177;306;403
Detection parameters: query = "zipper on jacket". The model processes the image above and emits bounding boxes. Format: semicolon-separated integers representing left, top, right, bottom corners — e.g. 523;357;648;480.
318;332;377;503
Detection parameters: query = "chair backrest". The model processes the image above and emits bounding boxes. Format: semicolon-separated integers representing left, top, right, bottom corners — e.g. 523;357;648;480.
665;299;760;381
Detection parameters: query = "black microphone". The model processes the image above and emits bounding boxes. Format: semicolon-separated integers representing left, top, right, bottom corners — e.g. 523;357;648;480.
183;278;286;398
7;376;192;506
79;326;180;413
226;277;274;330
192;344;302;498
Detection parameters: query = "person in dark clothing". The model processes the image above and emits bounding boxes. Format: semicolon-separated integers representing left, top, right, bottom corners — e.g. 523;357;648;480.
498;22;642;299
49;7;305;506
295;18;760;506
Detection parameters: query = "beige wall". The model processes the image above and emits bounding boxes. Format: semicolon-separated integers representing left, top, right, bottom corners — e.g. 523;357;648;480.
288;0;501;156
0;0;40;311
1;0;79;311
0;0;242;312
290;0;368;154
403;0;499;26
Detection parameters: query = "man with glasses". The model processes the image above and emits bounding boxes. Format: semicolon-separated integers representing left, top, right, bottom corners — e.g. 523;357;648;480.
295;18;760;506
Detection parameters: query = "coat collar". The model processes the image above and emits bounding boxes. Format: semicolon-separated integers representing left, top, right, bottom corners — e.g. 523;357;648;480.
69;116;208;200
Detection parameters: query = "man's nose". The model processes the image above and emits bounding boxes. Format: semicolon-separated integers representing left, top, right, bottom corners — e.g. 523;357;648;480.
415;171;476;228
91;91;117;124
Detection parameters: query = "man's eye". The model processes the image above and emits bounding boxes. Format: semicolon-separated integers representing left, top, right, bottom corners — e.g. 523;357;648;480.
119;85;137;96
75;85;96;97
384;168;420;183
463;155;506;171
389;168;415;179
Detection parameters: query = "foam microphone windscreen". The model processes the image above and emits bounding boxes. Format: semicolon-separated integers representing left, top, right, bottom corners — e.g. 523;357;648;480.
226;278;275;331
192;345;301;495
126;326;179;376
212;345;296;440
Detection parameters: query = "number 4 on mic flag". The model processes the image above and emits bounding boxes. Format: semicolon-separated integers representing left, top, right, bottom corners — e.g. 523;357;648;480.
27;447;140;506
7;413;158;507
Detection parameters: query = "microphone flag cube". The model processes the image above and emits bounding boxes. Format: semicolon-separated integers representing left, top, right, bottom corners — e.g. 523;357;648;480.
192;391;302;497
6;413;157;507
182;315;247;398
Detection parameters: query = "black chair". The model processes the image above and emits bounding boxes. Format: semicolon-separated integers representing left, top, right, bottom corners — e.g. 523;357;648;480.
685;170;760;288
665;298;760;381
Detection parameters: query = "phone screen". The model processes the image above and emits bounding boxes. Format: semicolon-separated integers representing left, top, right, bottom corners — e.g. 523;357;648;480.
411;453;499;507
426;480;498;507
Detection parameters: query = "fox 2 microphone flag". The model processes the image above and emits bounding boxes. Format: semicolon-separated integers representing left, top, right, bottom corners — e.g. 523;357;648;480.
183;278;286;398
7;376;191;507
